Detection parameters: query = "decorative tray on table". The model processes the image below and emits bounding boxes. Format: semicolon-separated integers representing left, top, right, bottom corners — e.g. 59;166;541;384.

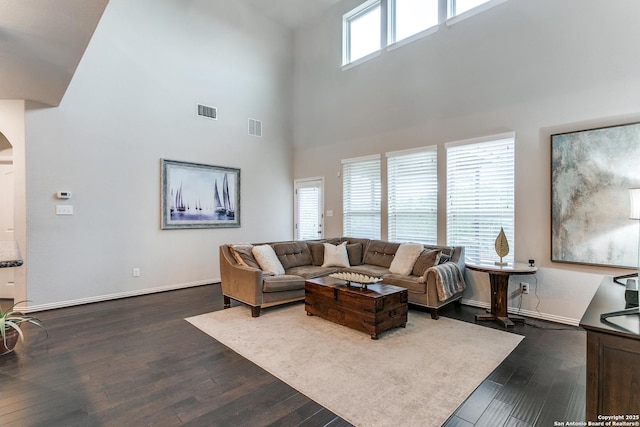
329;272;382;288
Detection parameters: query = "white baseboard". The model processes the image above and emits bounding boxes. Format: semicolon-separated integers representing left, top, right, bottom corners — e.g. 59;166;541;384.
461;298;580;327
23;278;221;313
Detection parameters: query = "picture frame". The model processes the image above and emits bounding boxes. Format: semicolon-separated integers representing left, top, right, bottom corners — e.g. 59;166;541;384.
161;159;240;229
551;122;640;268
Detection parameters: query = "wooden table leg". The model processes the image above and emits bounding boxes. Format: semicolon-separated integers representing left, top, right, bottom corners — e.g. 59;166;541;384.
475;273;519;328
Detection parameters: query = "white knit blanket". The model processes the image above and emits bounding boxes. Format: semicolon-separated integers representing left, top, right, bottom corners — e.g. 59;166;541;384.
426;262;465;301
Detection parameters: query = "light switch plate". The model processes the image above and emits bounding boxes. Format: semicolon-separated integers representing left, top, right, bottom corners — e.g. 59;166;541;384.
56;205;74;215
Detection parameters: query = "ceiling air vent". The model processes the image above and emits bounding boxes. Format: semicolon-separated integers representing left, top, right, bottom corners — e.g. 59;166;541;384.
248;118;262;137
197;104;217;120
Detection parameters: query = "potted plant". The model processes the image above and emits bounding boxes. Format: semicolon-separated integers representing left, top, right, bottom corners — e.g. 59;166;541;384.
1;301;47;355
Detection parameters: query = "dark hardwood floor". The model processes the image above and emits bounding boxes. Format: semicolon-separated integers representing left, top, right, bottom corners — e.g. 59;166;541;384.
440;303;585;427
0;285;585;426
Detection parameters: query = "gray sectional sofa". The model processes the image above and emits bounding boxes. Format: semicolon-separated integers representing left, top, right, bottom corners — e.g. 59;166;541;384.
219;237;465;318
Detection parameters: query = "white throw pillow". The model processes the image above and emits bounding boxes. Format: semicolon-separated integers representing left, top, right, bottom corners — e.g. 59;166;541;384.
252;245;285;276
389;242;424;275
322;242;350;268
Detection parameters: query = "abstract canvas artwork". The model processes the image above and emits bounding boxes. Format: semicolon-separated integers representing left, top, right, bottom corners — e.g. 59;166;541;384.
551;122;640;268
161;159;240;229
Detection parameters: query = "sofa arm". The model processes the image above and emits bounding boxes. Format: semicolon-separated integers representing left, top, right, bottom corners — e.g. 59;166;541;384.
426;262;465;301
219;245;263;306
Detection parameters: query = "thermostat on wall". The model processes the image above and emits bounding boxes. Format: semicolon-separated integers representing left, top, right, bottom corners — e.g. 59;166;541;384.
57;191;72;199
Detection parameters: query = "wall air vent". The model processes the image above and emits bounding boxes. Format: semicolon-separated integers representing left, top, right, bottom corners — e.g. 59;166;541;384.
197;104;217;120
248;118;262;137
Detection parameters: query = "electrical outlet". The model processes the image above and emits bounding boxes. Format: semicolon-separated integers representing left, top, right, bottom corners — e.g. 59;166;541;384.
132;268;141;277
520;282;529;294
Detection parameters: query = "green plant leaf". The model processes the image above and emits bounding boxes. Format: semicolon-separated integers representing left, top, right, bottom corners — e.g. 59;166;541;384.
1;300;48;342
6;322;25;343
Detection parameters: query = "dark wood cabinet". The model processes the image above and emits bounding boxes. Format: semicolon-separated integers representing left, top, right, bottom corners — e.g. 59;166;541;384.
580;277;640;421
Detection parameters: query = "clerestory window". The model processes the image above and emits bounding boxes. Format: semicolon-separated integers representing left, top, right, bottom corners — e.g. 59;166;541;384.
343;0;507;67
448;0;491;18
389;0;439;45
342;0;382;65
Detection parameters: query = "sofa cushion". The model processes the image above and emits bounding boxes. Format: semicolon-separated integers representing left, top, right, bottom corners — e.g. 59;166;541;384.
322;242;350;267
286;265;340;279
389;242;423;275
308;242;324;266
346;243;363;266
252;244;285;276
412;249;441;277
262;275;305;292
383;273;427;294
341;238;370;264
363;240;400;268
229;244;261;269
272;241;313;269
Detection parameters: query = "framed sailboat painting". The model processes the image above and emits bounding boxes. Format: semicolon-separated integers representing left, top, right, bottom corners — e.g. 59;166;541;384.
161;159;240;229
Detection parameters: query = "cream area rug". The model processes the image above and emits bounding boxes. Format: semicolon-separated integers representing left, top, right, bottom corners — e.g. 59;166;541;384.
186;304;523;427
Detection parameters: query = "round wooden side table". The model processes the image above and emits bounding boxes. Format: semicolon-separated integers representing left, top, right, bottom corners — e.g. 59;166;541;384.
466;262;537;328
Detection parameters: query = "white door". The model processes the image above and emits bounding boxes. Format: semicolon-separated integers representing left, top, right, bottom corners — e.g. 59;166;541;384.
294;178;324;240
0;163;14;299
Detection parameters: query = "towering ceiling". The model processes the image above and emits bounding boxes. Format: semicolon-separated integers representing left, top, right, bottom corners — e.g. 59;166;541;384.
0;0;339;107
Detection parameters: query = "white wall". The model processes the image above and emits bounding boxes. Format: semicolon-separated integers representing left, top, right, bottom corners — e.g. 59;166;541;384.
292;0;640;324
23;0;295;310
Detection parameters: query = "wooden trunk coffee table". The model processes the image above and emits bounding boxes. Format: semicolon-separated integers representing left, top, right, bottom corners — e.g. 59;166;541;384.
304;276;408;339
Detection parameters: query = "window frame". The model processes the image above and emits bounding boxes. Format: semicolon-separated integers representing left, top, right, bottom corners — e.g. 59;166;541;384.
342;0;383;66
446;0;509;26
387;0;441;48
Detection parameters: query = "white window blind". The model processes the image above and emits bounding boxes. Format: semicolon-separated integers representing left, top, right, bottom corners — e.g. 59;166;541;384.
296;186;320;240
387;147;438;243
446;134;515;263
342;155;381;239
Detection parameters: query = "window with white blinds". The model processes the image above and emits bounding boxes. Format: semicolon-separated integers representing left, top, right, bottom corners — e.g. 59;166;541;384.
387;147;438;244
342;155;381;239
446;133;515;263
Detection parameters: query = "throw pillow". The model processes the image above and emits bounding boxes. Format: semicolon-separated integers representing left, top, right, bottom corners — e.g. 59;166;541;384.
230;244;261;269
346;243;363;266
412;249;441;277
252;245;285;276
389;242;424;275
322;242;350;268
307;242;325;266
434;248;453;265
